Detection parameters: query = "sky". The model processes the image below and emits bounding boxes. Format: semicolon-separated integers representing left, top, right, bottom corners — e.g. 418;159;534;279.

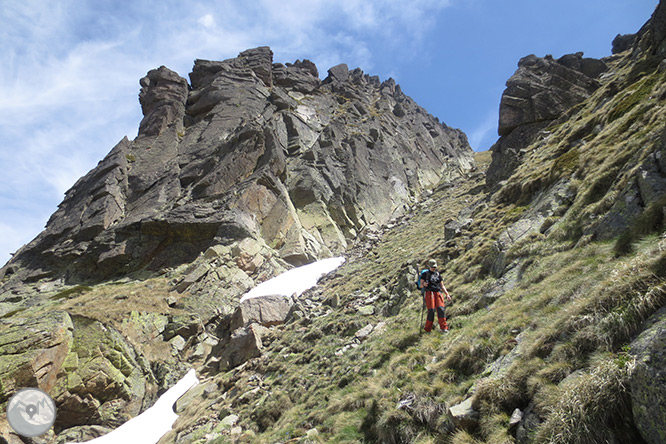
0;0;658;265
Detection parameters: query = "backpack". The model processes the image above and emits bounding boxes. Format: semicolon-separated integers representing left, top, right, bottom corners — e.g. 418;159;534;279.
415;269;428;290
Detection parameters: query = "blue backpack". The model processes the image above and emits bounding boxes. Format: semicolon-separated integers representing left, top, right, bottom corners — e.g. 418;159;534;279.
415;269;428;290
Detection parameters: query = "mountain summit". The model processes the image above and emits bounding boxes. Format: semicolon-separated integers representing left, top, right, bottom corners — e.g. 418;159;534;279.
1;47;473;287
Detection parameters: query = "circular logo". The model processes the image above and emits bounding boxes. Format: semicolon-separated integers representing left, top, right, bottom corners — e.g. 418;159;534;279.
6;388;56;437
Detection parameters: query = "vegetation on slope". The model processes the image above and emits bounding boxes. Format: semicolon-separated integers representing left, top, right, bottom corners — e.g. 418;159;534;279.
166;48;666;444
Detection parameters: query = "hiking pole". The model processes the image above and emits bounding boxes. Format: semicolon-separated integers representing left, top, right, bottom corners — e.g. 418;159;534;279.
418;292;425;335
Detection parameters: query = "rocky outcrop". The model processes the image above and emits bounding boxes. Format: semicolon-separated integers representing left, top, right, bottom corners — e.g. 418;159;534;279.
0;311;73;398
0;46;474;289
630;307;666;444
0;311;155;434
486;52;607;188
633;0;666;57
613;34;637;54
138;66;189;137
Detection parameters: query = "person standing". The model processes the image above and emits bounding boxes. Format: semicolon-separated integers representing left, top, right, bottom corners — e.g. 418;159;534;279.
420;259;452;332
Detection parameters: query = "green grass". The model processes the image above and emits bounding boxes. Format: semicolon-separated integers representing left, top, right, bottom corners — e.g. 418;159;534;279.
608;71;662;123
50;285;93;300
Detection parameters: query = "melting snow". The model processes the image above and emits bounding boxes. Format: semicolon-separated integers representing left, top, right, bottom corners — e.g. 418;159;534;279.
240;256;345;302
67;369;198;444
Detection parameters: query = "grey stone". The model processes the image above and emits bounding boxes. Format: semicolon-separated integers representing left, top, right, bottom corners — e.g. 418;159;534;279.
357;306;375;316
176;264;210;293
613;33;637;54
355;324;374;340
54;425;113;444
447;398;479;430
326;63;349;83
174;381;216;413
220;414;239;428
231;294;294;330
216;323;268;371
487;53;603;187
630;308;666;444
509;408;523;433
169;335;186;352
138;66;189;137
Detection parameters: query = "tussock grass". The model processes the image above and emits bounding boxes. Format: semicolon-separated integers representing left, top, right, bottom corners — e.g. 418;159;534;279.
534;358;637;444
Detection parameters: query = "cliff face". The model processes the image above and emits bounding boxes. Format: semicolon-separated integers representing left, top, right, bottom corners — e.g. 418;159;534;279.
0;47;473;287
486;52;608;187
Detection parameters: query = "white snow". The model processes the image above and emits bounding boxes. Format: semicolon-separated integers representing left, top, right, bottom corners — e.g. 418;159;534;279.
62;257;344;443
67;369;198;444
240;256;345;302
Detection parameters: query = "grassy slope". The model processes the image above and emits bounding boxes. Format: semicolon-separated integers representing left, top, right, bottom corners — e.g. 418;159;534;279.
166;50;666;444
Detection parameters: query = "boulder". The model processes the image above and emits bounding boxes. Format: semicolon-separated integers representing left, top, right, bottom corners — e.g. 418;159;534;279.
509;408;523;434
230;295;294;330
630;308;666;444
176;264;210;293
447;398;479;430
355;324;374;340
217;324;269;371
326;63;349;83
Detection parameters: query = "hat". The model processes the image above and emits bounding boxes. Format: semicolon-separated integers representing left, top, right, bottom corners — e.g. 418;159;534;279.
428;259;437;268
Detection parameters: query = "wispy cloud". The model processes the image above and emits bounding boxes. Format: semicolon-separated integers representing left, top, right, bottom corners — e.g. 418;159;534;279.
468;109;499;151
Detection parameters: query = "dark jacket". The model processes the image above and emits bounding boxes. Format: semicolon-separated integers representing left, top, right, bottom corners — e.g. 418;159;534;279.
421;270;443;292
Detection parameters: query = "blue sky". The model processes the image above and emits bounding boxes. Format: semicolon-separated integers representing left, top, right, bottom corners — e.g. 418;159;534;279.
0;0;658;265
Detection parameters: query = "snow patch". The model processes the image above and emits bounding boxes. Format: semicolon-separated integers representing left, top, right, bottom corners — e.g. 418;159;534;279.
67;369;199;444
240;256;345;302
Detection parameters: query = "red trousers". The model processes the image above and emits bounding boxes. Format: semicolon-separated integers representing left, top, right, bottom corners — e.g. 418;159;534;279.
424;291;448;332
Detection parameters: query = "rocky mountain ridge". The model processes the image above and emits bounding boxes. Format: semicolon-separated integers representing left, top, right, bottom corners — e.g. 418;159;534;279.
0;47;473;290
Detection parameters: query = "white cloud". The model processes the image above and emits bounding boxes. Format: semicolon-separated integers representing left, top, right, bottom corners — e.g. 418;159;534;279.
197;14;216;29
468;109;499;151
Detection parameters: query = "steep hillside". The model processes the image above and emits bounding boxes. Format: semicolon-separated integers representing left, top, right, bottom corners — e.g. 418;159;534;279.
158;3;666;444
2;2;666;444
0;47;473;443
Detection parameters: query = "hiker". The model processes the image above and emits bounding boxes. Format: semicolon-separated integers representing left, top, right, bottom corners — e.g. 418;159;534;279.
420;259;452;332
